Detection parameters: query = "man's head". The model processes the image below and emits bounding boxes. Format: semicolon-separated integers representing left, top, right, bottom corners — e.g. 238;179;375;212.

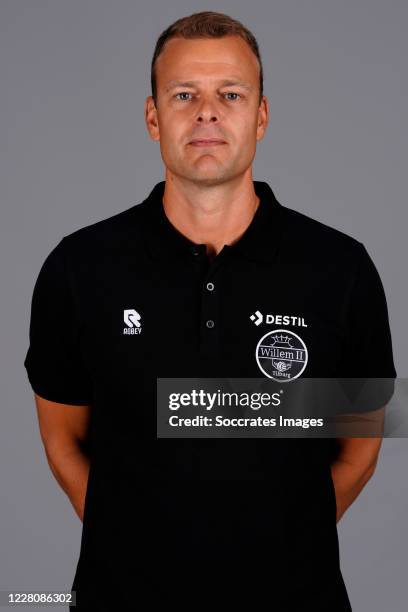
145;11;269;187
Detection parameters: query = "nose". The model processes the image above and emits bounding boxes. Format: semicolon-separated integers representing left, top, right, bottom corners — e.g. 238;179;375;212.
195;98;219;124
196;113;218;124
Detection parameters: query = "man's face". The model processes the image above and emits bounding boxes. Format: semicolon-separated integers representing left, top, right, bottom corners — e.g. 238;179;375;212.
145;35;269;186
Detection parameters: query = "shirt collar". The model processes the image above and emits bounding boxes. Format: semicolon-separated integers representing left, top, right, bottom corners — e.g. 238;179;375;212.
141;180;286;263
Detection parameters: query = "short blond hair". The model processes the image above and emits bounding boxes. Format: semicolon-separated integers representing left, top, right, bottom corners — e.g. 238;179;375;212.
151;11;264;105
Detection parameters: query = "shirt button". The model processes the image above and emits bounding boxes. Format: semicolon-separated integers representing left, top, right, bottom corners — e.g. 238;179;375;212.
206;319;215;329
206;282;215;291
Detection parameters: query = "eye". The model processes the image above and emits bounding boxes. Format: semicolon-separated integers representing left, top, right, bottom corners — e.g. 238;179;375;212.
174;92;193;101
224;92;241;101
174;91;242;102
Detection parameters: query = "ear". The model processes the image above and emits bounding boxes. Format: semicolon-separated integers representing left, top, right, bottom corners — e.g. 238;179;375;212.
256;95;269;141
145;96;160;142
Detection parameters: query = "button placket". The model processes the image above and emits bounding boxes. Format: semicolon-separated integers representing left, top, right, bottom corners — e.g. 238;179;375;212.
198;264;221;354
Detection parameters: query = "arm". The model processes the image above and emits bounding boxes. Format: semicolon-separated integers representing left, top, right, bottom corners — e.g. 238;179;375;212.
331;406;385;523
34;392;92;522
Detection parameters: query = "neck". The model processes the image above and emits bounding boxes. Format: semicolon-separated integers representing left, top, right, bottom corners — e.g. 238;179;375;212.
161;170;260;258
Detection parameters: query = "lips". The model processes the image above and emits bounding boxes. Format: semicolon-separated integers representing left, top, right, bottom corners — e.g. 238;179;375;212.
189;139;226;146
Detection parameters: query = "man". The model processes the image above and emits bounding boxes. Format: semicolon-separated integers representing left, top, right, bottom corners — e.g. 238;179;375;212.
24;11;396;611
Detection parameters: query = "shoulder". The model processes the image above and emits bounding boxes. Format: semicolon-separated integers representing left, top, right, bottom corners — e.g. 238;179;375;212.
55;199;150;262
280;204;367;267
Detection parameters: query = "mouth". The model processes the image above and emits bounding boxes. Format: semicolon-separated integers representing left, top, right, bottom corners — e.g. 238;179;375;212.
188;139;227;147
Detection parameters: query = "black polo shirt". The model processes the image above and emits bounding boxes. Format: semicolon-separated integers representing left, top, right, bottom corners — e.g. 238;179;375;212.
24;180;396;610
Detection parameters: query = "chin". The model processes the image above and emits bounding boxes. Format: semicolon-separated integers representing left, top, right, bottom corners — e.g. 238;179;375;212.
187;165;234;184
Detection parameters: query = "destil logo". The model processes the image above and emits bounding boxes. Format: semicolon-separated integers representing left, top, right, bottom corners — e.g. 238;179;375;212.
250;311;308;328
250;310;263;326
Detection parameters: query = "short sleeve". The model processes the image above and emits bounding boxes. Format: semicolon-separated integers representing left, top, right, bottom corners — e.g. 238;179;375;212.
338;242;397;412
24;238;93;405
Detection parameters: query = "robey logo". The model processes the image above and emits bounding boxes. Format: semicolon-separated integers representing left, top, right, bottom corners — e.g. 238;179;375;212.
255;329;308;381
123;309;142;335
250;310;308;328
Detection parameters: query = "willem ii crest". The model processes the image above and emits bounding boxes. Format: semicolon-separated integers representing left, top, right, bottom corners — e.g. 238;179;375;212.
255;329;308;382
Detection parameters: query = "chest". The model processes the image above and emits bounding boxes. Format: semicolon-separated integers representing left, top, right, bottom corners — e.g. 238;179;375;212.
77;252;350;384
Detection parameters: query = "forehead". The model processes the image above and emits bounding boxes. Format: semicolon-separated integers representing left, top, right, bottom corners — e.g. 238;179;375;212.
155;35;259;86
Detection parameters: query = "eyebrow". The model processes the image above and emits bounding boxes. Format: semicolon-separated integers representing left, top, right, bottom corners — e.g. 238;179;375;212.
165;79;253;92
